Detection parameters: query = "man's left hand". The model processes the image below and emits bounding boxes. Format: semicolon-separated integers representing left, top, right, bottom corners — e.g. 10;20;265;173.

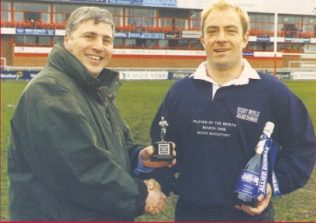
235;183;272;216
139;144;176;168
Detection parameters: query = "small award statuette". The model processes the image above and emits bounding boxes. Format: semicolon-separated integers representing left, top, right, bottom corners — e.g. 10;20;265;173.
152;116;173;161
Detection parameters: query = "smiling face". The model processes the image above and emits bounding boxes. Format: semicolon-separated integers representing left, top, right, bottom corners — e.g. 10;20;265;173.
64;20;113;78
200;8;248;74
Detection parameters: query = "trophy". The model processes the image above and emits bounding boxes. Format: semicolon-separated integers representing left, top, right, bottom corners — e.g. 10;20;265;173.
151;116;174;161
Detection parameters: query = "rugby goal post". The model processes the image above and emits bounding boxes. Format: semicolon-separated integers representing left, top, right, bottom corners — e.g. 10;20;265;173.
1;57;6;69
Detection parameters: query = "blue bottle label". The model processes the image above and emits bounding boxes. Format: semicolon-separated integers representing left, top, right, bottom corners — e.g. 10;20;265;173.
235;136;281;204
235;169;259;198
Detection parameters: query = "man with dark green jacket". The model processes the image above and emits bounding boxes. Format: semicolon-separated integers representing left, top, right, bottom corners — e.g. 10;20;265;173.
7;6;172;221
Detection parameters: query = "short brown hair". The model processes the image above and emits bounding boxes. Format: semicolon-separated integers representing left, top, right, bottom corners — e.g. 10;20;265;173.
65;6;114;36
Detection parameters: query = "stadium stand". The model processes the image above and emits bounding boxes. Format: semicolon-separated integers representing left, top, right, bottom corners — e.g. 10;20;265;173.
1;0;316;79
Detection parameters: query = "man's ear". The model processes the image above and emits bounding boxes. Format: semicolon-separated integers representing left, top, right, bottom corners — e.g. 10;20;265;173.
242;32;249;49
200;35;206;50
64;34;69;49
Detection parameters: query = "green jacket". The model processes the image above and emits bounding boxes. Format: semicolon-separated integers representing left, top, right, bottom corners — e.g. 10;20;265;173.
7;44;148;221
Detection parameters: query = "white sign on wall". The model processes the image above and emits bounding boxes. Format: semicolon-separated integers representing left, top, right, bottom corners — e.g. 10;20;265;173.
119;71;169;80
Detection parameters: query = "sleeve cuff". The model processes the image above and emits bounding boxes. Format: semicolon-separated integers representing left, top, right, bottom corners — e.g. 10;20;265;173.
134;179;148;216
134;153;154;177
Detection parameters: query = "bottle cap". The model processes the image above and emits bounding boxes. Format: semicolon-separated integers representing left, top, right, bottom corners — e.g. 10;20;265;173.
264;121;275;137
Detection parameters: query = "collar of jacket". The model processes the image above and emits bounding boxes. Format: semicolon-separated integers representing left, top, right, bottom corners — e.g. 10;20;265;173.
48;44;120;93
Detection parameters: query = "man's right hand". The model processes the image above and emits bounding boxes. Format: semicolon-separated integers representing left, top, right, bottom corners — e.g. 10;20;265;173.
140;144;176;168
144;179;161;191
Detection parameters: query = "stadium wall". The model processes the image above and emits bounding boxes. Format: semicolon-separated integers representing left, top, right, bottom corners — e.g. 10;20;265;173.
1;37;13;65
2;55;315;80
6;45;312;77
12;54;205;68
13;54;48;67
10;53;292;69
109;55;205;68
9;45;307;69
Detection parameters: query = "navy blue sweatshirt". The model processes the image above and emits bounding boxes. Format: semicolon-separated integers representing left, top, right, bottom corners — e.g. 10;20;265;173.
149;73;315;210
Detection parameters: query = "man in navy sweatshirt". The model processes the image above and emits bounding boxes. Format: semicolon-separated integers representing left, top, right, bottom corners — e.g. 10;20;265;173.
145;0;316;221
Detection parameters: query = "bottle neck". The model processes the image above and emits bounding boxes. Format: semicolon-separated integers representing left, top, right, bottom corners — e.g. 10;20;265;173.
255;122;274;154
255;133;269;154
255;140;265;154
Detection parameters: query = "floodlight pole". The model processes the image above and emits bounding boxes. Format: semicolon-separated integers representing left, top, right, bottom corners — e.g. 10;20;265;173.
273;12;278;77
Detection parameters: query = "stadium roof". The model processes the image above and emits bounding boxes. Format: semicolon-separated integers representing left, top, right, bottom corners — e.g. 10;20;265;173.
178;0;316;15
30;0;316;15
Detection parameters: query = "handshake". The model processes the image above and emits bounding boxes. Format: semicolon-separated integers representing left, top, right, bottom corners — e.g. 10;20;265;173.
144;179;166;215
139;144;176;215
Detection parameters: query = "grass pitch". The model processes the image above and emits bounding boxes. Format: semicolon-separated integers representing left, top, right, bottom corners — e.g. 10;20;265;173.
1;79;315;221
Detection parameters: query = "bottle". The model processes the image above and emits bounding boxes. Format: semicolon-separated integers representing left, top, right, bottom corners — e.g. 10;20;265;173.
235;121;275;207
